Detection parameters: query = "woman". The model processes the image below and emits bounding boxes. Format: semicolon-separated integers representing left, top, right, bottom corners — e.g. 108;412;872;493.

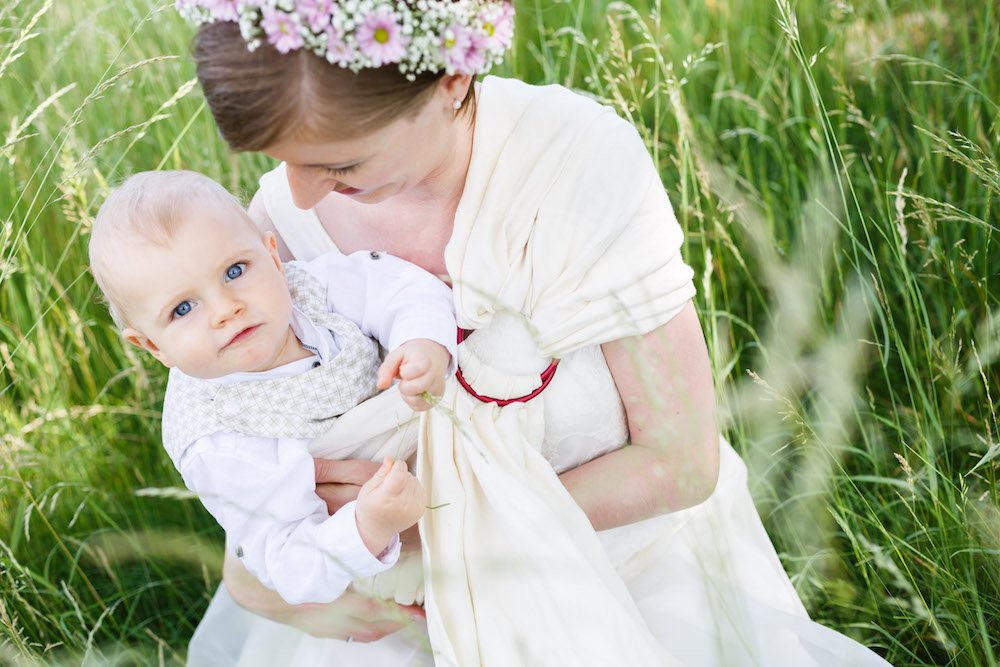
179;2;891;664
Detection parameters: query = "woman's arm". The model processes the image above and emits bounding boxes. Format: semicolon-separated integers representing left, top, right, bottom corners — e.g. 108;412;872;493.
222;549;425;641
560;300;720;531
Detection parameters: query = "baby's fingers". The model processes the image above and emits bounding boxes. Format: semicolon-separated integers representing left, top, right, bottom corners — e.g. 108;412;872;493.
405;474;427;504
399;373;435;397
376;352;404;390
399;384;433;411
398;355;430;380
361;457;394;492
379;459;412;496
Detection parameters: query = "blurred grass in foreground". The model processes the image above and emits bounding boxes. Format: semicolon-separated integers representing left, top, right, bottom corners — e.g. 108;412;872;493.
1;0;997;664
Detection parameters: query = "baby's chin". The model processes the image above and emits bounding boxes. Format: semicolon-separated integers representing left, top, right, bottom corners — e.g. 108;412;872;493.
169;353;270;379
169;323;303;378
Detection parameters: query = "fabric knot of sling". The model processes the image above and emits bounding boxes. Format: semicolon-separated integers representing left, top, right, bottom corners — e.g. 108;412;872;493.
161;262;382;463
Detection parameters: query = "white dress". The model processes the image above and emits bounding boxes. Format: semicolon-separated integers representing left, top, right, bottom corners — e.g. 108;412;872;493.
186;77;891;667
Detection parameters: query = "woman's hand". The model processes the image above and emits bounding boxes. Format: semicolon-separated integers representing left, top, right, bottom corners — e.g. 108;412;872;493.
312;458;382;514
222;550;425;641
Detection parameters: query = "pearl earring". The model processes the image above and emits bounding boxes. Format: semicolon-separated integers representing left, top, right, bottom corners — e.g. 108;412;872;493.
453;99;462;110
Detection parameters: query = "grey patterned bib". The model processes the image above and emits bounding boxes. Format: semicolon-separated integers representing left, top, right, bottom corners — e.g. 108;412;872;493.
160;262;381;467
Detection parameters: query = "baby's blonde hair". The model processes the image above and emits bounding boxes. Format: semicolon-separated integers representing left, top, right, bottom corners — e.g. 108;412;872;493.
89;170;250;329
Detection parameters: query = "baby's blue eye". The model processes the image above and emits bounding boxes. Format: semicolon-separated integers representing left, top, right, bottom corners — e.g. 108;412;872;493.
226;263;246;281
173;301;192;318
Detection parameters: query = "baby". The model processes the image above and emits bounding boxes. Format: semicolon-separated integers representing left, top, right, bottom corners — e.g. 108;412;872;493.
89;170;456;605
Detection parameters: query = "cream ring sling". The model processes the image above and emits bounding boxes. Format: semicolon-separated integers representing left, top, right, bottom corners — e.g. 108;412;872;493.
261;76;696;665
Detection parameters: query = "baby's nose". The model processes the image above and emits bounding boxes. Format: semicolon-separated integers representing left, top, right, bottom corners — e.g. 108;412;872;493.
211;295;244;327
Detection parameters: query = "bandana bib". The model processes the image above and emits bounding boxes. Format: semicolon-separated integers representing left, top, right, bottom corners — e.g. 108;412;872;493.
160;262;381;466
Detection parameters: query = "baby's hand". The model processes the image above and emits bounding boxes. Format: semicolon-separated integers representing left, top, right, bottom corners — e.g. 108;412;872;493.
376;339;450;410
355;457;426;558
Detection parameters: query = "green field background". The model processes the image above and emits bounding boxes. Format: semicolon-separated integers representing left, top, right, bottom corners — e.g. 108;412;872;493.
1;0;998;664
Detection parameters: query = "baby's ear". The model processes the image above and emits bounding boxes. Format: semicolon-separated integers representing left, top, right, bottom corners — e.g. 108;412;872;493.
262;231;286;277
122;328;173;368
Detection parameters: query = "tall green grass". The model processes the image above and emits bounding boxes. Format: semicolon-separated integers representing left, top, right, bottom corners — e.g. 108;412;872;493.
1;0;997;664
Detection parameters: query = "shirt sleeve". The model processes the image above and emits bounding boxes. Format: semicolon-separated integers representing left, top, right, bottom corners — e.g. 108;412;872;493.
299;250;458;372
178;433;401;605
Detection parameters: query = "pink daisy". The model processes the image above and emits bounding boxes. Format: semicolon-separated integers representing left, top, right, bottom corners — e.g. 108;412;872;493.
299;0;333;32
324;26;355;65
261;7;304;54
356;7;409;66
478;3;515;50
459;32;489;73
441;24;473;72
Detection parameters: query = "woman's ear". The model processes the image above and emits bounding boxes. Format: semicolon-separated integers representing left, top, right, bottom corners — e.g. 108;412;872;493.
439;74;473;107
123;328;173;367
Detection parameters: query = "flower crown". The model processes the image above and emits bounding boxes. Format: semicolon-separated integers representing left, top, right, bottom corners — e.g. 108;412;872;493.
175;0;515;78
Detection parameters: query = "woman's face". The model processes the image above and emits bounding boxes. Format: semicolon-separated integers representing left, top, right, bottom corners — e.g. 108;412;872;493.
262;79;470;209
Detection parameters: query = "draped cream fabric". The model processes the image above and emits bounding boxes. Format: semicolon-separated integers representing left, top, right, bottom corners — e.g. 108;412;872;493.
415;77;695;666
447;78;694;357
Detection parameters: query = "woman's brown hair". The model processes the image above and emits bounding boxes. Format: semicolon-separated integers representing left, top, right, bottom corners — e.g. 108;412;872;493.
193;21;475;152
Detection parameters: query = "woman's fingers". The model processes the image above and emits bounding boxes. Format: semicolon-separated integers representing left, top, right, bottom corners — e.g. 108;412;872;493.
292;592;424;641
314;459;383;515
314;458;381;485
343;600;426;642
399;602;426;621
314;483;362;515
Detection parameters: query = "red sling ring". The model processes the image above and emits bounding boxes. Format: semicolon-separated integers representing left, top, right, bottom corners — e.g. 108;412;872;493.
454;327;560;406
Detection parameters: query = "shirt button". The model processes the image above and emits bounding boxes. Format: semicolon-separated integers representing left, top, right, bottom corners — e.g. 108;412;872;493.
235;546;244;558
369;250;381;260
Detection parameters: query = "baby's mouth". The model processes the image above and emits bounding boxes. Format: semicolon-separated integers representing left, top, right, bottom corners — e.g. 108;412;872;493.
225;324;260;349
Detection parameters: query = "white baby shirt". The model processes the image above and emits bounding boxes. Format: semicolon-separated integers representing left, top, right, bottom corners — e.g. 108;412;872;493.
167;250;456;605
